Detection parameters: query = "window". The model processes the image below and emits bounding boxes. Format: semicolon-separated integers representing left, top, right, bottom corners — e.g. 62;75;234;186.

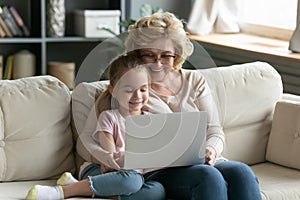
238;0;298;40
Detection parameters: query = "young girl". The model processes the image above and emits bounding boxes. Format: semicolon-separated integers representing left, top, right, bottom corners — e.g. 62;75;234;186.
26;55;165;200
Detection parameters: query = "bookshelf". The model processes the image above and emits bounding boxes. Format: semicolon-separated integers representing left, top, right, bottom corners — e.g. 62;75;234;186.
0;0;124;77
0;0;192;80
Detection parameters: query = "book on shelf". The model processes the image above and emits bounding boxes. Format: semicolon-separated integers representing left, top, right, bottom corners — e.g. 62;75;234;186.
0;22;5;37
3;55;13;80
9;6;30;37
0;55;3;79
0;14;12;37
0;6;23;37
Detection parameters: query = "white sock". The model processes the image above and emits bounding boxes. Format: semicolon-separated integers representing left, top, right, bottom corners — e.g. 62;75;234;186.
25;185;63;200
57;172;78;186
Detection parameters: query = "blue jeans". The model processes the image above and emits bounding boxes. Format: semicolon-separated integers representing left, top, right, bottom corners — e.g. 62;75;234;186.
79;163;165;200
144;160;262;200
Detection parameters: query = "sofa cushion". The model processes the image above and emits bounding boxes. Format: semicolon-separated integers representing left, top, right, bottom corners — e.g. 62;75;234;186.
266;101;300;169
0;180;56;200
251;162;300;200
0;76;75;181
0;180;105;200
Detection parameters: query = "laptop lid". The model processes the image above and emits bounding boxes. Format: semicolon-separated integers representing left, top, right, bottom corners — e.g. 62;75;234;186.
123;111;207;169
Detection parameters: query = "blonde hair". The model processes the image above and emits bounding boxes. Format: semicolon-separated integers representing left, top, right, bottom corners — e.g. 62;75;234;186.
95;55;148;116
125;12;194;70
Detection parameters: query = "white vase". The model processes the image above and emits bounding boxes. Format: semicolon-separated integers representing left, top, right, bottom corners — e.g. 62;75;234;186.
47;0;65;37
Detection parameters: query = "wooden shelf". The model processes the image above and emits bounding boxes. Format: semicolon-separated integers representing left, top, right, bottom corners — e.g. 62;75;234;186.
189;33;300;95
189;33;300;63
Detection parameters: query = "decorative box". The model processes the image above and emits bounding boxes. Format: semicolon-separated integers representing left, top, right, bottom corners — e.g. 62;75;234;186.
74;10;121;38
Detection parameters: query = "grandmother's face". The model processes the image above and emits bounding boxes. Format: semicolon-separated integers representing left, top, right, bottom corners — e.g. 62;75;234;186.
139;38;176;81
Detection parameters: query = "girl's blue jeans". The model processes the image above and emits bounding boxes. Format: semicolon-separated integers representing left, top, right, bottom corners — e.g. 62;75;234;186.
80;160;262;200
79;163;165;200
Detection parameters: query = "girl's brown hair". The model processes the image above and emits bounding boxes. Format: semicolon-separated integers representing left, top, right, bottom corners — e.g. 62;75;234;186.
95;55;147;117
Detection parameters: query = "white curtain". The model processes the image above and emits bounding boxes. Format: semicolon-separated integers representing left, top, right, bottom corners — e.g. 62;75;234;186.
289;0;300;52
187;0;240;35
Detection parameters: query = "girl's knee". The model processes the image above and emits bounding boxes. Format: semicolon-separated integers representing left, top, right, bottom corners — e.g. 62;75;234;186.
118;170;144;192
120;181;165;200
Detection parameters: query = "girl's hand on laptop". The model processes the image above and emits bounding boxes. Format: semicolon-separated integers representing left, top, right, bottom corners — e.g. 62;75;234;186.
101;164;116;174
92;148;121;170
114;151;124;168
205;147;217;166
100;151;124;173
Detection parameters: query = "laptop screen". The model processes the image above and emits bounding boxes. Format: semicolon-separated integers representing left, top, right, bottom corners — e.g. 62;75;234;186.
123;111;207;169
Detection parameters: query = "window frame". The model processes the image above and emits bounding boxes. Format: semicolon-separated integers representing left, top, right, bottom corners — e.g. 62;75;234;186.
237;0;298;41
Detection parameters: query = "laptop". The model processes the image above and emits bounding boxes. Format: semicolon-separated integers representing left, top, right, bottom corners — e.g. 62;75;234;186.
123;111;207;169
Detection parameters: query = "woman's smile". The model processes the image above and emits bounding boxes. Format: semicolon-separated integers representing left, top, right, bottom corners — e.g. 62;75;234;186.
149;65;164;72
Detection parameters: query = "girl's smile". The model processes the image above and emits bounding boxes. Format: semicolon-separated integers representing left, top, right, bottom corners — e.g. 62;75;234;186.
111;69;149;116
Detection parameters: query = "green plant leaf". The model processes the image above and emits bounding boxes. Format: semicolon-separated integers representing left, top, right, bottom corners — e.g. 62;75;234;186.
118;4;164;30
140;4;163;17
140;4;153;17
152;6;163;14
119;19;136;28
100;27;118;36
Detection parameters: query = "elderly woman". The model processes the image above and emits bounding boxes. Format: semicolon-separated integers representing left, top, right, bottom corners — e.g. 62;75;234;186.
124;12;262;200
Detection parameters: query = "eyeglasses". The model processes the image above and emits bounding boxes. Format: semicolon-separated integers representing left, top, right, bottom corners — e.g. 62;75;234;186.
140;53;176;63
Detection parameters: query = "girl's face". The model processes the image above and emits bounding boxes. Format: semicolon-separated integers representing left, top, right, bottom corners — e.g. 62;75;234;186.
139;38;176;82
112;69;149;116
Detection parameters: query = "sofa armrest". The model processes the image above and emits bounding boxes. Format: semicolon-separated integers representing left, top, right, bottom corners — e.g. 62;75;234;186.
0;76;75;181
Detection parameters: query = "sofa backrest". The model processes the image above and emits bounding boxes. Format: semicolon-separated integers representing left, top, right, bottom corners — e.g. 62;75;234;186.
200;61;283;164
72;61;283;166
71;80;109;165
0;76;75;181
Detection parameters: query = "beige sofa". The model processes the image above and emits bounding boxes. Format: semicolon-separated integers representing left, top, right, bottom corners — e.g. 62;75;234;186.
0;61;300;200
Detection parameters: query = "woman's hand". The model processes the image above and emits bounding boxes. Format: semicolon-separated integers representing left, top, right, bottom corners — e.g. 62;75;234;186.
205;147;217;166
